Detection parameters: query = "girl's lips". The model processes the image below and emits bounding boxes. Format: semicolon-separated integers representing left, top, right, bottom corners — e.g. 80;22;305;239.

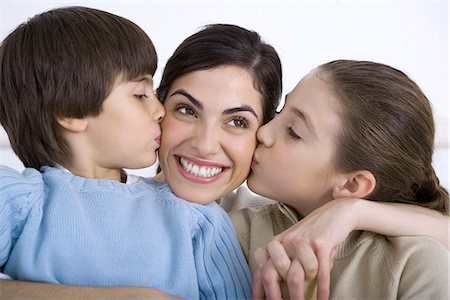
251;154;259;165
155;135;161;145
251;154;259;170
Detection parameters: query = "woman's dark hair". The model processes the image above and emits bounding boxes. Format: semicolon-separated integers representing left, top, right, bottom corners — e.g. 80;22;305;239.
0;6;157;169
157;24;282;125
319;60;448;214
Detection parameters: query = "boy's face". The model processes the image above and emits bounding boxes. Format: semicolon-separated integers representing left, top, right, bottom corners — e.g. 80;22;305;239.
247;70;344;216
84;75;164;171
158;66;263;204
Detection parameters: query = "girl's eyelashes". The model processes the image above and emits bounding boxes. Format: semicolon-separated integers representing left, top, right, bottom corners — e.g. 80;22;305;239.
135;94;148;101
174;103;196;117
287;126;301;140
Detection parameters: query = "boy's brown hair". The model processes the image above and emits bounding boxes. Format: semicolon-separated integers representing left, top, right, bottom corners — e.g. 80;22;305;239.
0;6;157;169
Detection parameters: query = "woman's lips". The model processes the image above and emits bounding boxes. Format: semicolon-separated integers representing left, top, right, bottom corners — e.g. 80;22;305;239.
174;155;228;184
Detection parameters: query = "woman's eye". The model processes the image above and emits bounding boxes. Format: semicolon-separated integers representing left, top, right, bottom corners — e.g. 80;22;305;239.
227;117;248;129
175;104;196;117
287;126;301;140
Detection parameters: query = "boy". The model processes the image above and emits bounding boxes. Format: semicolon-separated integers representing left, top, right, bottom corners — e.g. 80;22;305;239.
0;6;251;299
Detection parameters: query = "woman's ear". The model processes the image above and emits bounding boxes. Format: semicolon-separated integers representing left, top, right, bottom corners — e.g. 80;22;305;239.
332;170;376;199
57;117;88;133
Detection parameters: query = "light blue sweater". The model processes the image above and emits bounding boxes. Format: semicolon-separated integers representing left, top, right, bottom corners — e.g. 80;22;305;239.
0;166;252;299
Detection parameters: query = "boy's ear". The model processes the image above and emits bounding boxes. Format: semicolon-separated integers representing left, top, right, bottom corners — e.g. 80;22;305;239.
57;117;88;133
332;170;376;199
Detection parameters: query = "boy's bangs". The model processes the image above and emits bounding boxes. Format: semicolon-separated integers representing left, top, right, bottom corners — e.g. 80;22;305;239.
118;36;157;81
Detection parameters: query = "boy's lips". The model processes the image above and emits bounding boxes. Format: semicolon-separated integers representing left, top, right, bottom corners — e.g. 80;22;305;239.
155;135;161;145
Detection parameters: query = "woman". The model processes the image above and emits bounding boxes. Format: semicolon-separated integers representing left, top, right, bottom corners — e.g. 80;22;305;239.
155;23;282;205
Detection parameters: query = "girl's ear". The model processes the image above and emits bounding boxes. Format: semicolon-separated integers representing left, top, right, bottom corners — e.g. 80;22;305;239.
332;170;376;199
57;117;88;133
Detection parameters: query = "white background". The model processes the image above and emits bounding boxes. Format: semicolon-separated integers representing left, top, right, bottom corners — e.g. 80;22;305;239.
0;0;448;189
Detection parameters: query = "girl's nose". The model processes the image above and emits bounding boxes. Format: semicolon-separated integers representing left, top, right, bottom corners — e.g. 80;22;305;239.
256;121;275;148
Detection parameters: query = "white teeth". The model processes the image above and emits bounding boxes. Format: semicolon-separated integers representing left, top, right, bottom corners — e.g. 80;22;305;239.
179;157;223;178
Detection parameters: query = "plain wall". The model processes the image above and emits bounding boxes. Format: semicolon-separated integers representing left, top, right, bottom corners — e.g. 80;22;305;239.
0;0;448;188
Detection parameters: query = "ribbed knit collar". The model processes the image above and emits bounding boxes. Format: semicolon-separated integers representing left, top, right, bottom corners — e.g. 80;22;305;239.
41;166;160;196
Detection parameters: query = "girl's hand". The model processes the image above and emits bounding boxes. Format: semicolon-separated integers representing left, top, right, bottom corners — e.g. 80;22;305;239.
253;244;318;300
271;199;361;299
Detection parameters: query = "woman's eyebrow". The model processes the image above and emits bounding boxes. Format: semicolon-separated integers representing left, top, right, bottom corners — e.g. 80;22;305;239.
169;89;203;110
223;106;258;120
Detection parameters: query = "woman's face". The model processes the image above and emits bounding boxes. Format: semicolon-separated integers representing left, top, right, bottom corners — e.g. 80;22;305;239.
247;70;343;216
159;65;263;204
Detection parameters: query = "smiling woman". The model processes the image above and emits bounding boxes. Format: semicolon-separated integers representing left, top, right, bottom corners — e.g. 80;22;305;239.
156;24;282;204
159;66;263;204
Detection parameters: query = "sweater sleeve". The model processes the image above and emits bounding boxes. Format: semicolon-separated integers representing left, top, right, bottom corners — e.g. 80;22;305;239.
191;202;252;300
0;166;43;268
396;236;449;299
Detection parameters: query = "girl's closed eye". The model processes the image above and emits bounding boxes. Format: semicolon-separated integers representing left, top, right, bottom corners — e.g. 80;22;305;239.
175;103;197;117
287;126;301;140
135;94;148;101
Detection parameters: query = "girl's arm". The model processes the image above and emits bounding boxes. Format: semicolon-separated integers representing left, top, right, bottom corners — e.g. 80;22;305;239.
0;280;181;300
280;198;449;250
353;200;448;247
260;199;449;299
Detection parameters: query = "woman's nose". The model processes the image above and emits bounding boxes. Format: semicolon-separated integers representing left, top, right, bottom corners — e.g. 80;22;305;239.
190;124;221;157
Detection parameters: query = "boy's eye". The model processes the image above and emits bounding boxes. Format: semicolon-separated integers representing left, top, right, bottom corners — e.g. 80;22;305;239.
226;117;248;129
287;126;301;140
175;104;196;117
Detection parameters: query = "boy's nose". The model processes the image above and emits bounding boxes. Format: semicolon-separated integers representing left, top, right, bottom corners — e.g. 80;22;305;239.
151;95;165;122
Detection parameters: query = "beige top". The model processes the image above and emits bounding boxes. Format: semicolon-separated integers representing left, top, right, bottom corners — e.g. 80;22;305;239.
220;186;450;300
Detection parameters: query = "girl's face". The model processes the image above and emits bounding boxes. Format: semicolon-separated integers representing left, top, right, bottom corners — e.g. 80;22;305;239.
159;66;263;204
247;70;343;216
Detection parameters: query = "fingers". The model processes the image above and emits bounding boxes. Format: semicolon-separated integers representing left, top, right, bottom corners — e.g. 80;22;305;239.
254;248;283;300
267;240;291;280
315;249;332;300
255;241;333;300
261;259;283;300
252;268;265;300
291;239;319;281
264;240;317;300
285;258;305;300
253;248;269;300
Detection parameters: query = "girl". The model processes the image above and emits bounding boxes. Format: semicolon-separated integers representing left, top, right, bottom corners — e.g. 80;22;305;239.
229;60;449;299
